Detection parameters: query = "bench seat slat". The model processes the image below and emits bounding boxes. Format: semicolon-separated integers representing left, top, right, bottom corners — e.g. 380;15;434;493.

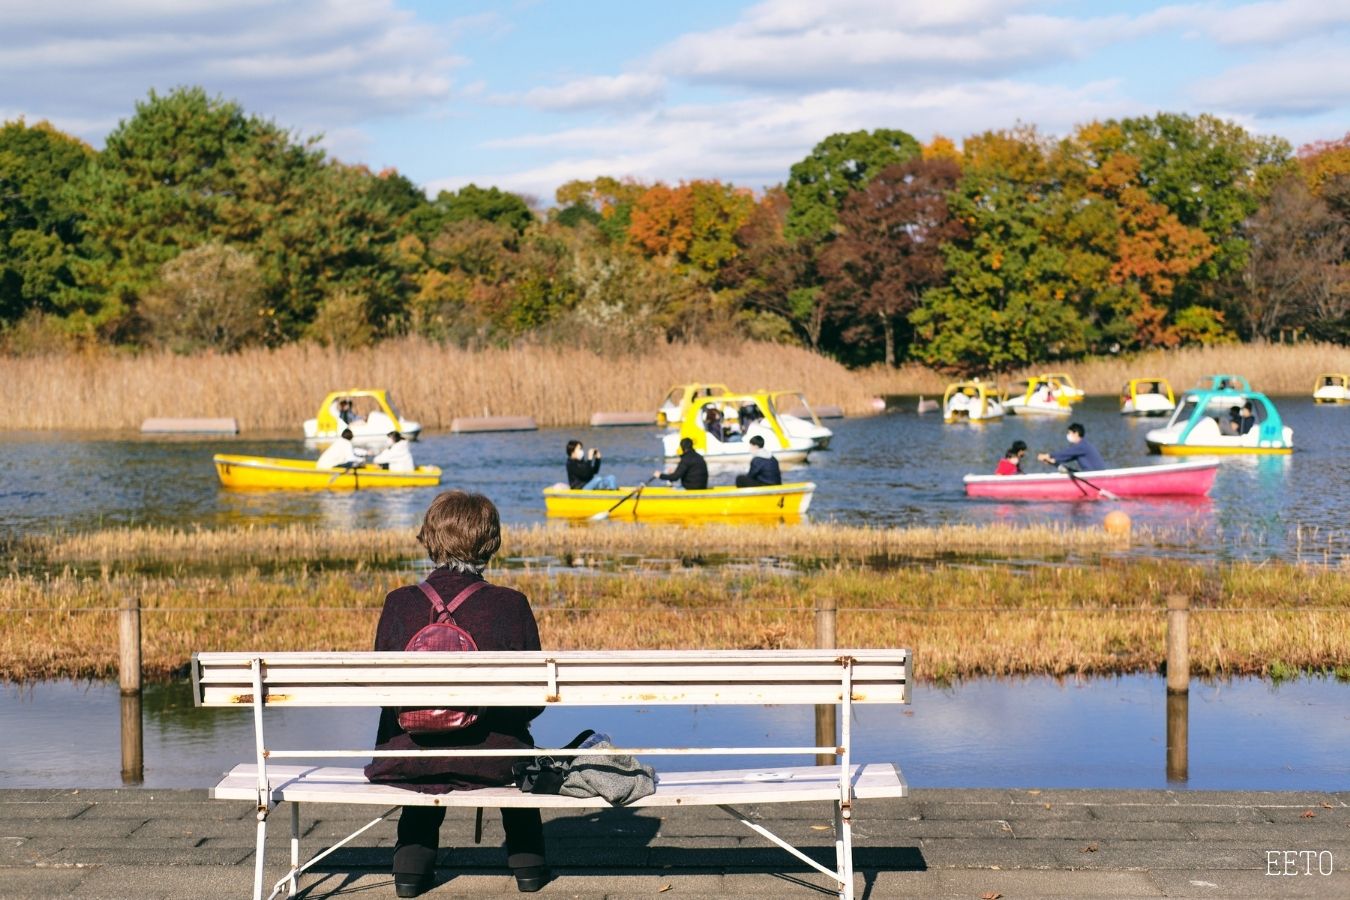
199;684;903;706
208;763;907;808
193;651;911;708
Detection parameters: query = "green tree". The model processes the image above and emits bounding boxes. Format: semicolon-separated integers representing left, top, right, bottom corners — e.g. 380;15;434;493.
909;129;1090;373
0;120;94;326
785;128;922;240
65;87;405;342
412;183;534;238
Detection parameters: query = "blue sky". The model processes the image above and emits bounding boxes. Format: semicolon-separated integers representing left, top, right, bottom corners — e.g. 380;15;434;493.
3;0;1348;203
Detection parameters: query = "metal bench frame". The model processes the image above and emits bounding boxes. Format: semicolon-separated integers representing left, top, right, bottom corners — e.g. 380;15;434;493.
192;649;912;900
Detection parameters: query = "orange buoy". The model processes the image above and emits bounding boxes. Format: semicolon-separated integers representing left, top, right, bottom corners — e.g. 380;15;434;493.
1103;510;1132;536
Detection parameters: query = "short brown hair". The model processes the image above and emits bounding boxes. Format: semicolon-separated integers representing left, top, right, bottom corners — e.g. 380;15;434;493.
417;491;501;571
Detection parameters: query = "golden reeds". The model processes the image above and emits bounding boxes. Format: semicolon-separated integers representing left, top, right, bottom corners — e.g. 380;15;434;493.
1;339;889;431
2;562;1346;683
5;339;1344;432
20;521;1135;569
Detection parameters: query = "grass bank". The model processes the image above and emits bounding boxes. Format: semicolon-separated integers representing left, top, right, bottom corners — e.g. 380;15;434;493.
2;558;1346;683
15;521;1136;573
4;339;1344;432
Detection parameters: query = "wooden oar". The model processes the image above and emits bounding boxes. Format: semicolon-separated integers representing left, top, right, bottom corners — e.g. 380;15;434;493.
589;477;655;521
326;460;364;487
1058;465;1120;501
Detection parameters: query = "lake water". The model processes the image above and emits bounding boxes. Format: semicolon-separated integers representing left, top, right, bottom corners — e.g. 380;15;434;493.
3;675;1346;791
3;396;1348;561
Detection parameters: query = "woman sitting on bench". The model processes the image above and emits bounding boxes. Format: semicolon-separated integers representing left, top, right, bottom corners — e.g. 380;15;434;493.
365;490;549;896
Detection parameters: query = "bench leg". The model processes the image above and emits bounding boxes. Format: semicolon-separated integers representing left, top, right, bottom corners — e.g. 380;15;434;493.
289;803;301;896
253;810;268;900
717;804;844;887
835;802;854;900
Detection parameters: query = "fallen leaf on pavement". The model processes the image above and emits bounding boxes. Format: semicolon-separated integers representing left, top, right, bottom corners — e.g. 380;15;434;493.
1026;790;1041;795
1321;802;1333;809
658;884;671;893
810;825;830;831
1302;810;1317;818
980;892;1002;899
1082;843;1099;853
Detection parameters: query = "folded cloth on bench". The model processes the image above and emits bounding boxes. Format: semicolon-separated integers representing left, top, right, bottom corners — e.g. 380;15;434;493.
559;732;656;804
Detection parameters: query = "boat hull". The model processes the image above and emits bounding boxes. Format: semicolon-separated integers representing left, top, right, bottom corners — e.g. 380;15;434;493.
214;454;442;489
964;461;1219;500
1151;443;1292;456
543;483;815;520
1004;399;1071;416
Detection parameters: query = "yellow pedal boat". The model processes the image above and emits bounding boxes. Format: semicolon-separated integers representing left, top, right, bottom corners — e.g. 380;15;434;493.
214;454;442;490
543;482;815;521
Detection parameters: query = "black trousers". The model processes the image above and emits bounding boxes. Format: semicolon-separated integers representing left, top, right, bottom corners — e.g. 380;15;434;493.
394;805;545;875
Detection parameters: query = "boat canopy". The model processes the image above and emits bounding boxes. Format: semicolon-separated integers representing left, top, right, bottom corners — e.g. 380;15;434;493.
1122;377;1175;404
1166;381;1284;446
312;389;408;435
679;391;790;450
657;383;732;426
1197;374;1251;392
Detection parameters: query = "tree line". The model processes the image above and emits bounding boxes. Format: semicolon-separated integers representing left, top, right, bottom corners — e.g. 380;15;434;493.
1;86;1346;370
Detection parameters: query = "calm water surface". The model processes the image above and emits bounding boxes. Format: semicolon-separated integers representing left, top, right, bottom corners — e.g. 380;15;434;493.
2;675;1346;791
3;397;1348;560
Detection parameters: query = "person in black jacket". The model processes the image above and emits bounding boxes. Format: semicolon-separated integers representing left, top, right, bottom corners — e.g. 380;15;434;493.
565;440;617;489
366;491;549;895
735;435;782;487
653;437;709;489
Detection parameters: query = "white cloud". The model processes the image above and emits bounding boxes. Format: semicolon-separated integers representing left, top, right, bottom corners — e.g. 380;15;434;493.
435;79;1137;200
517;73;666;112
1170;0;1350;46
0;0;457;145
1191;50;1350;117
650;0;1132;89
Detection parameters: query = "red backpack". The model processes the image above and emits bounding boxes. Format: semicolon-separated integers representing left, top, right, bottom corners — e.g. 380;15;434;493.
396;580;486;734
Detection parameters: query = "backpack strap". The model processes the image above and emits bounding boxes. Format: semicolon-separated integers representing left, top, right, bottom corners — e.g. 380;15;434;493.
418;579;488;622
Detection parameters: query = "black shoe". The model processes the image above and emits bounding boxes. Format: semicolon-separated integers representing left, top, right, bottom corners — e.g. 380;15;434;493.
513;865;550;892
394;872;432;898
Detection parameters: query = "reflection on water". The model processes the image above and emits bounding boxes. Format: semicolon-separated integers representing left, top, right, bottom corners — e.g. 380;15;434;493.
1;397;1347;560
2;675;1346;790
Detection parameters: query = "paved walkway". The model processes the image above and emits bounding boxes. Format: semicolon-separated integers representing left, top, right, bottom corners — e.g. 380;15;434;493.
1;787;1346;898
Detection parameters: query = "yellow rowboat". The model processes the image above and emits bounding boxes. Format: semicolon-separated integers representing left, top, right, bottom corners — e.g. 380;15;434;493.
543;482;815;521
213;454;442;490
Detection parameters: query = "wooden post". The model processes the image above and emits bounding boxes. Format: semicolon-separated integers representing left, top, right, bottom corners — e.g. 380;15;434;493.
118;595;144;784
1165;594;1189;694
1165;691;1188;783
815;597;838;766
119;595;142;696
120;692;144;785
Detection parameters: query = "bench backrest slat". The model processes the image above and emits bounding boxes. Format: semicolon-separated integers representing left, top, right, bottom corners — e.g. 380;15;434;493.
193;650;911;708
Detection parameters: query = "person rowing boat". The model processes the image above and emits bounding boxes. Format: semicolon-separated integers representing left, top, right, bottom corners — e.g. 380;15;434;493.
1036;422;1105;472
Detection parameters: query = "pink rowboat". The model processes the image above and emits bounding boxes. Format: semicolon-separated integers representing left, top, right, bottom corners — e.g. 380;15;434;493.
964;460;1219;501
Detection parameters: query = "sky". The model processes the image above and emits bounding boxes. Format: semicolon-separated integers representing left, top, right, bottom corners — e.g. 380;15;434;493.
2;0;1349;204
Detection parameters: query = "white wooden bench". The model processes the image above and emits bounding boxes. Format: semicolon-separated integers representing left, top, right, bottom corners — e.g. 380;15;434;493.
192;649;911;900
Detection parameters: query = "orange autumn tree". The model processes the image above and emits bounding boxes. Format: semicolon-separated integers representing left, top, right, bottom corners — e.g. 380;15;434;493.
1071;123;1216;347
627;180;755;274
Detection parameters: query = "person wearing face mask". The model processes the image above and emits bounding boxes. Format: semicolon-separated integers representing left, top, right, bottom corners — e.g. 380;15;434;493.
1037;422;1105;472
372;431;415;472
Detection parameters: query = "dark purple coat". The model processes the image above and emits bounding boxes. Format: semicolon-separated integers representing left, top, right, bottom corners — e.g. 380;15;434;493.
364;567;543;793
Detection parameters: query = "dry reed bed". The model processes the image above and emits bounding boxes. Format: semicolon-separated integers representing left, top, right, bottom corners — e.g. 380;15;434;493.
21;521;1135;569
2;563;1345;683
5;340;1345;433
1003;342;1350;396
2;339;889;431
